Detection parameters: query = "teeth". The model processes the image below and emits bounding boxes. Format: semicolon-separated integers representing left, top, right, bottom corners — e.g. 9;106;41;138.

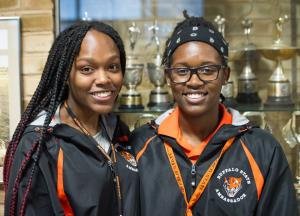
186;93;205;99
92;91;112;97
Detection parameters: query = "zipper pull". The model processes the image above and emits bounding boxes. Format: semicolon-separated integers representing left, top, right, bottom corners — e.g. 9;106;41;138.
191;164;196;188
107;160;117;182
107;160;114;171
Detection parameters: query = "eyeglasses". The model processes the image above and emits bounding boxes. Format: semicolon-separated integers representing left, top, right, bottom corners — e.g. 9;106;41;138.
165;64;226;84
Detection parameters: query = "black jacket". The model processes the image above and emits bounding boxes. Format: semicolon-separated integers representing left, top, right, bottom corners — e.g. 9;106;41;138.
5;114;139;216
130;107;298;216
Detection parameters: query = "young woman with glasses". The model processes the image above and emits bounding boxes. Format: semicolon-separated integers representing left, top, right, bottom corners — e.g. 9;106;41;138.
129;11;298;216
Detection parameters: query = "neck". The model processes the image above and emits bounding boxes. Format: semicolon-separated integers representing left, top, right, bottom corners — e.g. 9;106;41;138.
178;106;220;148
60;99;100;136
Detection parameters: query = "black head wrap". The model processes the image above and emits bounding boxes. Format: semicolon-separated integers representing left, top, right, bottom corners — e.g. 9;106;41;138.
163;12;229;66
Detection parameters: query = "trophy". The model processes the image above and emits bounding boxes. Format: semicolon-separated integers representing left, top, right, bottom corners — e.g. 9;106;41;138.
215;15;238;108
282;111;300;148
282;112;300;200
259;15;296;107
119;22;144;110
236;19;261;106
146;20;172;111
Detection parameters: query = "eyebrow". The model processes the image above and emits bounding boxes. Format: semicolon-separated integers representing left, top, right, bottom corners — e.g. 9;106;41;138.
76;54;120;62
172;61;220;67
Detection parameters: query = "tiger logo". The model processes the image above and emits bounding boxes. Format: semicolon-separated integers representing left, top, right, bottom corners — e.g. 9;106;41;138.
223;176;242;198
119;150;137;167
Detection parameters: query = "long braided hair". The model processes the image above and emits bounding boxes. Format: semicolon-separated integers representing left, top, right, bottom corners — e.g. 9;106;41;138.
3;21;126;216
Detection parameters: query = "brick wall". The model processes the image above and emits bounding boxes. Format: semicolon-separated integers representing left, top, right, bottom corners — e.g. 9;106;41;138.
0;0;54;109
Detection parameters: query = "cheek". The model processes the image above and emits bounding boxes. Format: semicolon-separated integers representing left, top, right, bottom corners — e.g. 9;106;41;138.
113;74;124;91
170;85;182;99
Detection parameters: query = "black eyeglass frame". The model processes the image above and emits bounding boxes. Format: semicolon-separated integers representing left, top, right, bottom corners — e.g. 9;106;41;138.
165;64;227;84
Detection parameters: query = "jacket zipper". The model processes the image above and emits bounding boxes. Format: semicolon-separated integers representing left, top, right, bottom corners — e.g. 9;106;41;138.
191;164;196;190
97;144;123;216
97;144;116;180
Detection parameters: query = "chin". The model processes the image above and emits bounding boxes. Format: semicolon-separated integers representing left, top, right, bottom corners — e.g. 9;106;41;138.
92;105;114;115
180;105;210;117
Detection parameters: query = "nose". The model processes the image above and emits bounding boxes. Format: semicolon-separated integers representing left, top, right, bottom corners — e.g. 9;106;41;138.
186;73;205;87
94;68;110;85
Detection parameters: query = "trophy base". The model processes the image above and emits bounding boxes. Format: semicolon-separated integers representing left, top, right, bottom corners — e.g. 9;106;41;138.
264;96;294;108
223;97;238;108
236;92;261;105
148;102;173;111
119;93;144;110
148;91;172;111
118;104;144;110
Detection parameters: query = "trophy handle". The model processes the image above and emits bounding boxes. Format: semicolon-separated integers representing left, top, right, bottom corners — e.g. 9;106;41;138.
134;114;156;129
282;111;300;148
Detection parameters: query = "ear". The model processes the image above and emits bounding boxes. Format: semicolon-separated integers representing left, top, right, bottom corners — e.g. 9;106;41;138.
222;66;230;85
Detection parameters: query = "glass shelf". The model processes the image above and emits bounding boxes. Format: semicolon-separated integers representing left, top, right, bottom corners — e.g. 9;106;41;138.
114;104;300;114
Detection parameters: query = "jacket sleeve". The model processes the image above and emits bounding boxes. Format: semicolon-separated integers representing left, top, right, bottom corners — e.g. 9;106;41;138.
4;131;56;216
255;143;299;216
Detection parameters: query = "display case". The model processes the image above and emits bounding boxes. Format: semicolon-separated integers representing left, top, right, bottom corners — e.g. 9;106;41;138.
56;0;300;205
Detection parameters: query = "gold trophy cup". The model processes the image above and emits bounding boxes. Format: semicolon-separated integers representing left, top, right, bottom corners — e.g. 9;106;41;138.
259;15;296;107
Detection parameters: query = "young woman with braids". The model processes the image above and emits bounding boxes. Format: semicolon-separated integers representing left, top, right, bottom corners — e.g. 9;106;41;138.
130;11;298;216
4;21;139;216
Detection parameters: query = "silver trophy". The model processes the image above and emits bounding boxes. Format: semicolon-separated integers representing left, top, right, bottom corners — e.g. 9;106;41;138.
236;19;261;106
259;15;296;107
119;22;144;110
146;20;172;111
215;15;237;107
282;111;300;200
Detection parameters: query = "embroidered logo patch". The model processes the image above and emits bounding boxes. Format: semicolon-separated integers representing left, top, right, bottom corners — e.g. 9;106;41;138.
119;151;137;167
215;168;251;203
223;176;242;197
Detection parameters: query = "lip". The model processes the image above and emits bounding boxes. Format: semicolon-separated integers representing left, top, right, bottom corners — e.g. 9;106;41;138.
183;91;208;104
89;90;116;103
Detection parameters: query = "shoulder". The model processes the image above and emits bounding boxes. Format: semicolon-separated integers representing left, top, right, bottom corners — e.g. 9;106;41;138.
241;127;287;173
17;126;42;153
242;127;280;150
129;123;157;155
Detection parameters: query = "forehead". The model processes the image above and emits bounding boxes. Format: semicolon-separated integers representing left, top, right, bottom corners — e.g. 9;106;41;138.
78;30;119;55
171;41;222;65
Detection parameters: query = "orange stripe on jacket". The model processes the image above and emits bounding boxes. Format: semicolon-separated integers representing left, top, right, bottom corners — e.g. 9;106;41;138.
57;148;74;216
158;104;232;163
241;140;264;200
136;135;157;162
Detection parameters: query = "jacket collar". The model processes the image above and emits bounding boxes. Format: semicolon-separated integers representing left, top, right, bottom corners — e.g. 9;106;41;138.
29;104;118;141
154;104;250;145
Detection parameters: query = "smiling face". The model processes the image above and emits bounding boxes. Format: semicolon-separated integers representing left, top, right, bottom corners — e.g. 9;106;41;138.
166;41;229;117
67;29;123;115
